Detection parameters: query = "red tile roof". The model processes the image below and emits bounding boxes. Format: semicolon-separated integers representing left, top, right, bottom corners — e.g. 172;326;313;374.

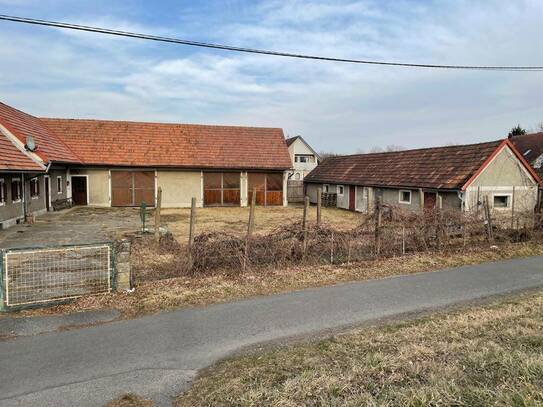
305;140;513;190
0;102;80;164
40;118;293;170
0;133;44;171
510;133;543;178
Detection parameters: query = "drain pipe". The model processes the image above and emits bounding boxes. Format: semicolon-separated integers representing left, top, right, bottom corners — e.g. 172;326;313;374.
457;190;465;212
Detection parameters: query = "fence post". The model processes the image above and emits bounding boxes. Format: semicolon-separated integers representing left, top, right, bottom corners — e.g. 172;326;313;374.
187;197;197;268
375;197;382;257
317;187;322;227
155;187;162;241
483;196;493;242
303;195;309;255
511;186;516;229
401;226;406;255
243;188;256;270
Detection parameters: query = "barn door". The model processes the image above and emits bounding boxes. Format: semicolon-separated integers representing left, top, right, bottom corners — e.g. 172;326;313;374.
111;171;155;207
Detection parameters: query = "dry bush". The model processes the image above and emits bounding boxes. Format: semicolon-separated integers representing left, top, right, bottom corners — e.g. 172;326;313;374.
130;205;543;283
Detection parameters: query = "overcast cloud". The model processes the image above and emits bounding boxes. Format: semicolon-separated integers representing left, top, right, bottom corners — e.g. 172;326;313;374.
0;0;542;153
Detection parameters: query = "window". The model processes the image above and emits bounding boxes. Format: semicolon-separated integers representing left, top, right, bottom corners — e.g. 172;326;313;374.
294;173;301;180
295;155;312;163
0;179;5;205
337;185;345;196
493;194;511;209
11;178;22;202
323;184;329;193
57;176;63;194
399;190;412;204
30;178;40;198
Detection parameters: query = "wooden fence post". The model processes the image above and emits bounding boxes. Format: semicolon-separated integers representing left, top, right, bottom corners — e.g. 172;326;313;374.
303;195;309;255
375;197;382;257
155;187;162;241
243;188;256;270
188;197;196;248
483;195;493;242
511;186;516;229
401;226;406;255
317;187;322;227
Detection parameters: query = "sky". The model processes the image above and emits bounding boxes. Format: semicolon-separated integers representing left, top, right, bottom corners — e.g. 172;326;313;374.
0;0;542;154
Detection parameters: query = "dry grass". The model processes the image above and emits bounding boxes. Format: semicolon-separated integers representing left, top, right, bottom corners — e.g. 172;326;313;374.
176;291;543;406
105;393;153;407
14;241;543;319
160;205;360;240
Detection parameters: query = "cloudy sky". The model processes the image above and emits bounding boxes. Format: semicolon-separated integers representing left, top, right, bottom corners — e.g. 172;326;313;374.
0;0;542;153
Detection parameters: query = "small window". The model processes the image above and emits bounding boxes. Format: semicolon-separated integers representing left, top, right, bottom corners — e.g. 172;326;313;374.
57;176;63;194
30;178;40;198
493;194;510;209
337;185;345;196
11;178;22;202
294;173;301;180
0;179;5;205
399;190;411;204
323;184;329;193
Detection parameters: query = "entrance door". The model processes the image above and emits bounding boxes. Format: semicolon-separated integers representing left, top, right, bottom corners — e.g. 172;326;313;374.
424;192;437;210
111;171;155;207
44;177;50;211
349;185;356;211
72;176;88;205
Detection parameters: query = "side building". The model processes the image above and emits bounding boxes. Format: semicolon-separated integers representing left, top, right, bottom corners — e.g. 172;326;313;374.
0;100;293;229
304;139;541;214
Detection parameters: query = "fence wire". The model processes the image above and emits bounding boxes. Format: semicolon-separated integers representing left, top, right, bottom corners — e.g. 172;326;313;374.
2;243;112;308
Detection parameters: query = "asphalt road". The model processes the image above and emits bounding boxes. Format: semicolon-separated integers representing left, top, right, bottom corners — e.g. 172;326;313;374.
1;256;542;407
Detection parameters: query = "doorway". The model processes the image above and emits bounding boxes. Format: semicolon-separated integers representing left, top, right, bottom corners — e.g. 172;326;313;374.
44;176;51;211
424;192;437;210
71;176;88;206
349;185;356;211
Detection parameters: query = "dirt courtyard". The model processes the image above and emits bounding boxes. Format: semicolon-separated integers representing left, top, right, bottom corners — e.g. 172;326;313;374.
0;205;363;248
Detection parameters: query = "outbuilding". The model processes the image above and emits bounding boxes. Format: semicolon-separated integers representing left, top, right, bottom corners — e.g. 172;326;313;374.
304;139;541;214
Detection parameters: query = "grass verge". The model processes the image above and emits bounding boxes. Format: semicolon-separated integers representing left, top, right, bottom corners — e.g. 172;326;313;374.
175;291;543;406
9;240;542;319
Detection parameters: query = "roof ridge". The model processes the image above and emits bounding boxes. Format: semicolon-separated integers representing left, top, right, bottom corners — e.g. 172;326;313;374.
326;139;504;159
39;117;283;131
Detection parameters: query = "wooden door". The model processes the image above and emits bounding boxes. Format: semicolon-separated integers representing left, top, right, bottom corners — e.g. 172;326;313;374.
111;171;155;207
349;185;356;211
72;177;87;205
424;192;437;210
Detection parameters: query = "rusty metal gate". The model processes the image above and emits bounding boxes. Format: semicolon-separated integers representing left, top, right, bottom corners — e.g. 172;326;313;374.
0;242;114;311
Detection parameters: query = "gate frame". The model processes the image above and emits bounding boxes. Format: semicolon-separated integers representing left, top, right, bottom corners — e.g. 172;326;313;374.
0;241;115;312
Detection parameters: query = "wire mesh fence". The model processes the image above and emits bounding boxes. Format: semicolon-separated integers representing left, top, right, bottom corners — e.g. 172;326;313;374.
1;243;114;310
130;205;543;284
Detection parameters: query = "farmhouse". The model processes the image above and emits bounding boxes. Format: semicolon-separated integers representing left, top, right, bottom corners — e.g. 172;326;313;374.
304;139;541;213
0;100;292;229
285;135;320;181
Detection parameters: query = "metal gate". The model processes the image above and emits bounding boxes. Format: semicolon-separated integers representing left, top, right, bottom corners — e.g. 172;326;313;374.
0;243;114;310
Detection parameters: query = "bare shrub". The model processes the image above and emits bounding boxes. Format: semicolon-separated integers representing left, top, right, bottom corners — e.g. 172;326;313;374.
130;205;543;283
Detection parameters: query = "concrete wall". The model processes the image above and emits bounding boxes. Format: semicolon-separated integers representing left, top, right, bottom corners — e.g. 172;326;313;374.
465;145;539;214
0;173;24;227
157;170;202;208
48;169;68;205
336;185;349;209
25;175;47;216
379;187;421;211
70;168;110;206
288;138;318;180
355;186;369;212
471;146;535;187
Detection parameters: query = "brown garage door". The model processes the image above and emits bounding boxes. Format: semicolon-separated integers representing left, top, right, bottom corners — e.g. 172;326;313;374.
248;172;283;206
111;171;155;207
203;172;241;206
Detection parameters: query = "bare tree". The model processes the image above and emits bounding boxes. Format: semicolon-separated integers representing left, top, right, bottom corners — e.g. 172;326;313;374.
370;144;405;153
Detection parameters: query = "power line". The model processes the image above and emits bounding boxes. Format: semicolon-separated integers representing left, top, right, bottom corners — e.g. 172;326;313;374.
1;14;543;71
